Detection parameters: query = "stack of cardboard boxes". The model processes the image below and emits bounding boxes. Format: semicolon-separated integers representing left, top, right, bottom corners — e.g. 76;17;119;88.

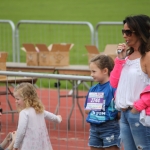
23;43;74;66
23;43;117;66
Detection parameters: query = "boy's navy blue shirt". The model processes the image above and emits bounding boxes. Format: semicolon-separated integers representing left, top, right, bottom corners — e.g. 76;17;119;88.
84;81;118;124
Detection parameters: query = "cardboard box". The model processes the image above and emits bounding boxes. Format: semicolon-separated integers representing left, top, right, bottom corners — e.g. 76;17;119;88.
37;43;73;66
22;43;39;66
85;44;118;61
36;44;52;66
102;44;118;60
49;44;72;66
85;45;99;62
0;52;8;79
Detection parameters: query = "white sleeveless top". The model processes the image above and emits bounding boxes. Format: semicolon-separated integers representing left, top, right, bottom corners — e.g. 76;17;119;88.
115;58;150;109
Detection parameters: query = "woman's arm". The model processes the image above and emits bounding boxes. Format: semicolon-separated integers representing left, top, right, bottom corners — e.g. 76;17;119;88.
110;43;128;88
134;92;150;111
133;52;150;113
133;90;150;115
144;52;150;78
110;57;125;88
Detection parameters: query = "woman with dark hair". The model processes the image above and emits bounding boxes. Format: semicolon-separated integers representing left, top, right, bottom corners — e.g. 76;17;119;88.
110;14;150;150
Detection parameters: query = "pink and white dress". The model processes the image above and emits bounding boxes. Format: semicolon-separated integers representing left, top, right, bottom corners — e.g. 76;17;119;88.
14;107;61;150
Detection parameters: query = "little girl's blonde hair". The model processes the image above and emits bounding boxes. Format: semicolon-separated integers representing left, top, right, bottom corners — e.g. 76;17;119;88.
14;82;44;113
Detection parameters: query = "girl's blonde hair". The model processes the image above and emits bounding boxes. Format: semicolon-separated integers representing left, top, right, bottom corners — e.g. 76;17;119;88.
14;82;44;113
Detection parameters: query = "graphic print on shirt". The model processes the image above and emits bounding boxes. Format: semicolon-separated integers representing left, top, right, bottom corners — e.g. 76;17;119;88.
86;92;106;121
86;92;105;111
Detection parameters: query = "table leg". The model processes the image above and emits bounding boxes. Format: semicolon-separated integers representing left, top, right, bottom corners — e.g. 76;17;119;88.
67;80;76;130
1;82;17;122
76;82;85;128
55;80;91;130
54;80;61;129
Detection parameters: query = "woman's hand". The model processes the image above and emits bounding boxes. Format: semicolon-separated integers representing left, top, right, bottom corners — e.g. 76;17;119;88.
117;43;128;59
131;107;140;114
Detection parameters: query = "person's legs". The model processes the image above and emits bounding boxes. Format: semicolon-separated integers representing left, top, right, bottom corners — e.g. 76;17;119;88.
105;145;119;150
89;121;120;150
128;111;150;150
91;146;104;150
90;145;119;150
88;124;103;149
102;120;120;150
120;110;137;150
120;110;150;150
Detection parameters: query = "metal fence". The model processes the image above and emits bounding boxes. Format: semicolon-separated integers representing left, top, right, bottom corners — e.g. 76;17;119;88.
95;21;123;51
0;20;124;65
16;20;95;65
0;70;93;150
0;20;16;62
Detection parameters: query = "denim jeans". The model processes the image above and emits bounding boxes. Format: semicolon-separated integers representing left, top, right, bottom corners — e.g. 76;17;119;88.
120;110;150;150
89;120;120;148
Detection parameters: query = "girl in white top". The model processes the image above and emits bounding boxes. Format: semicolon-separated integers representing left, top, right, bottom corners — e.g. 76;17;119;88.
13;82;62;150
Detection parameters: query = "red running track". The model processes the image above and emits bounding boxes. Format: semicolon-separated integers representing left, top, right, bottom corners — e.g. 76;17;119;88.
0;87;90;150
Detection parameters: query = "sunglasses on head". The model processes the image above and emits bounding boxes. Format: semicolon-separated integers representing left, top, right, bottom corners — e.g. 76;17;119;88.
122;29;135;36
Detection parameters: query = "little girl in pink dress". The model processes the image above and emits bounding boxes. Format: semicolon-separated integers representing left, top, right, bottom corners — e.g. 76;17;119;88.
13;82;62;150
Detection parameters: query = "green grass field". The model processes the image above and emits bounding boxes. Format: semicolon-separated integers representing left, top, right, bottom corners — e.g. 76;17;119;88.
0;0;149;88
0;0;149;63
0;0;149;25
